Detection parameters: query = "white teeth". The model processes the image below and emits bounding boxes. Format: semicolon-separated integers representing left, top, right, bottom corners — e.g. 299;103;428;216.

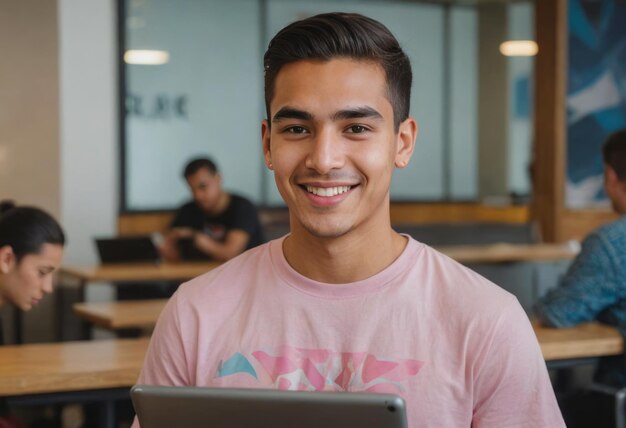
305;185;351;197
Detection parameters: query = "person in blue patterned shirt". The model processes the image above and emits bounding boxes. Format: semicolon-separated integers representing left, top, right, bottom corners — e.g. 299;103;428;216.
536;129;626;385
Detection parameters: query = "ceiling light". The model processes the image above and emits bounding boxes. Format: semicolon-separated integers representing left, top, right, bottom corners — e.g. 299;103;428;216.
499;40;538;57
124;50;170;65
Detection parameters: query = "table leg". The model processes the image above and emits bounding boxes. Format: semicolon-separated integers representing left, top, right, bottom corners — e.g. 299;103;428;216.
13;306;22;344
99;400;116;428
57;275;89;341
6;388;129;428
78;280;92;340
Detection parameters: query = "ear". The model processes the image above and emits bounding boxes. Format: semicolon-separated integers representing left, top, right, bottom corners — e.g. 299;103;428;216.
394;118;418;169
262;119;273;170
0;245;16;274
605;165;620;193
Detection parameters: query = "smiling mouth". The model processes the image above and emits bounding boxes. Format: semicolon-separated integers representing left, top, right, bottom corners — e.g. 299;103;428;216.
303;185;355;197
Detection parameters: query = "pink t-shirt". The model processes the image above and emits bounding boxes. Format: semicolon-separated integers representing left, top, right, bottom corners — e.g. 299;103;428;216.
133;236;564;427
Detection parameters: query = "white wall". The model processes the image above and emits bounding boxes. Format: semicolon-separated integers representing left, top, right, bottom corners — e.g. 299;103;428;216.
58;0;118;271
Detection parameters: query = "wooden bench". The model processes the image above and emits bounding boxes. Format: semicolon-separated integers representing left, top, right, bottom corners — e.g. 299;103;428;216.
73;299;168;331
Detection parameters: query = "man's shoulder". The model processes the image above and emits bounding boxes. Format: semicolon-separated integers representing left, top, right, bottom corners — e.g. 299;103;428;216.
583;216;626;250
228;193;256;209
412;240;519;312
408;241;526;346
175;200;200;215
169;201;202;228
180;200;199;210
593;215;626;240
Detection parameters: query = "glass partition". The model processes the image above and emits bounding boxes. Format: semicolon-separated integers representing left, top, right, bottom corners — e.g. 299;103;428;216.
120;0;534;211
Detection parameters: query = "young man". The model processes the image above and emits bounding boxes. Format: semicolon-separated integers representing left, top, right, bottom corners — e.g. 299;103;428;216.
536;129;626;386
134;13;563;427
160;157;264;262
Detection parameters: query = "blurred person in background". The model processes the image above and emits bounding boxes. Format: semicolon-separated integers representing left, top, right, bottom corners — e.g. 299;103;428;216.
0;200;65;427
536;129;626;385
160;157;263;262
0;201;64;314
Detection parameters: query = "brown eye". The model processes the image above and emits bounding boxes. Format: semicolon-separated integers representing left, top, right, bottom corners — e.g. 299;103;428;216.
347;125;368;134
287;126;307;134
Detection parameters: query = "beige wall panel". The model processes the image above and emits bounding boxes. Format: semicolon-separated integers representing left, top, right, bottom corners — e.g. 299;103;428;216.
0;1;60;216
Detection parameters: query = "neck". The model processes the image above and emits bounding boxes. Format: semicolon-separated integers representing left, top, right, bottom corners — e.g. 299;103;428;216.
283;214;407;284
206;192;230;216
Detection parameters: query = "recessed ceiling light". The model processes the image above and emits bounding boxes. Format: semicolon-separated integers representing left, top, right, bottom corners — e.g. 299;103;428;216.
499;40;538;57
124;50;170;65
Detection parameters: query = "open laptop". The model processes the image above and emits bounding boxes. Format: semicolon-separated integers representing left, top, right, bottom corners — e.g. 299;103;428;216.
95;236;160;264
131;385;408;428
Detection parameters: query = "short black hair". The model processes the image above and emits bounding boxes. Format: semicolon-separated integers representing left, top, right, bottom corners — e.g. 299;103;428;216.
183;158;218;179
264;12;412;131
0;202;65;262
603;129;626;180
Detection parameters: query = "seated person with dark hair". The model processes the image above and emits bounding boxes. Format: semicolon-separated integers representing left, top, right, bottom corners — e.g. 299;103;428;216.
536;129;626;385
160;158;264;262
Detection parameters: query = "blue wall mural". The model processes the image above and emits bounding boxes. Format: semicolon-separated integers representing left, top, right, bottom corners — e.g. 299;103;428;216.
567;0;626;207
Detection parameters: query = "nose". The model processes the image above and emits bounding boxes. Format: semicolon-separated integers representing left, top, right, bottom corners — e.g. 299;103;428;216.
42;276;54;294
193;188;204;201
304;129;344;174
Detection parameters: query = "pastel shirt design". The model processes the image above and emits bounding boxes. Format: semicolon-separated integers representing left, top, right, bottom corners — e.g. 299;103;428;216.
134;237;565;427
216;346;424;393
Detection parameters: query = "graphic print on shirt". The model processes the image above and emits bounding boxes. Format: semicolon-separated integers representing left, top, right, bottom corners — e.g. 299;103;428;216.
204;223;226;241
215;346;424;393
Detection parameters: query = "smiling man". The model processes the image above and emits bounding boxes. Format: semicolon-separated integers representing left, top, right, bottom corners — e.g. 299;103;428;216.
261;57;415;283
133;13;564;427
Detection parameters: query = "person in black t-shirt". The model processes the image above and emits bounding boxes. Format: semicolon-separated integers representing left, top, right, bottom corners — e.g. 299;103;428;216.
160;158;264;262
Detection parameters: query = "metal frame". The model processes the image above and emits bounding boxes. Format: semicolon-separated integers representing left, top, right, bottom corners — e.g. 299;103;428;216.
6;388;130;428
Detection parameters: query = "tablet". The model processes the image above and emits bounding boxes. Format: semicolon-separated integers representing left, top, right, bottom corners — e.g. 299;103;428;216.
131;385;407;428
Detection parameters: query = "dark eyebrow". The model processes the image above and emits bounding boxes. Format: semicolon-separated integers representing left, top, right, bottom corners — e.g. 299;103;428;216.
331;107;383;121
272;107;314;123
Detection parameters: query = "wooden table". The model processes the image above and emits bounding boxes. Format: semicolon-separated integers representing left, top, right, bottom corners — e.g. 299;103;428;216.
60;243;577;284
59;261;220;306
69;301;624;365
534;321;624;362
0;338;149;428
436;243;579;264
0;323;620;428
60;244;574;288
73;299;168;331
61;261;221;287
55;262;220;340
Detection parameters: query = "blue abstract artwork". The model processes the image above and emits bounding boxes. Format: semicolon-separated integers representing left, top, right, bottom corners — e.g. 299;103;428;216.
566;0;626;207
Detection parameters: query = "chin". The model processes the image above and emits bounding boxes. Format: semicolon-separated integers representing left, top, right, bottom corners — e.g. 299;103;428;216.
301;220;354;239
